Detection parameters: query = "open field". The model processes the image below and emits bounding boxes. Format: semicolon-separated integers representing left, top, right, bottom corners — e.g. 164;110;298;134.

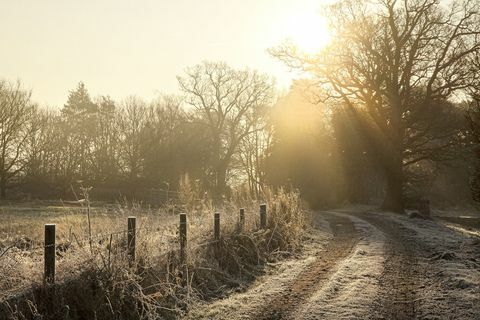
0;201;181;253
432;209;480;238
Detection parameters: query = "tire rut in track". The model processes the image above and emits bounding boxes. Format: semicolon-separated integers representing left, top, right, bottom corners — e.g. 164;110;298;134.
255;212;359;320
352;213;421;320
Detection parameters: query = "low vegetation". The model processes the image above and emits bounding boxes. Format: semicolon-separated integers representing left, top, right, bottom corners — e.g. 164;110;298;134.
0;188;306;320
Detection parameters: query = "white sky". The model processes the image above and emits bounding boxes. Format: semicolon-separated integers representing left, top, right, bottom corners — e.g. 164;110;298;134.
0;0;331;107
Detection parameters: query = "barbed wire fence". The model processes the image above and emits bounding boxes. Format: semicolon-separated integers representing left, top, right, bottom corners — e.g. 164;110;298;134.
0;203;269;301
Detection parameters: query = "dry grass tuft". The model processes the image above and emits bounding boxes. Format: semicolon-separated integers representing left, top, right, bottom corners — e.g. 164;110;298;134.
0;188;308;320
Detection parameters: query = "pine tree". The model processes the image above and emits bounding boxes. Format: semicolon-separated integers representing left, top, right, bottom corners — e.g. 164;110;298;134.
62;82;98;117
60;82;99;183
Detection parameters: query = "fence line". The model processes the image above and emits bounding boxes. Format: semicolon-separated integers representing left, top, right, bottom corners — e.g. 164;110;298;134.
0;203;274;303
0;224;176;254
0;206;267;262
0;204;269;294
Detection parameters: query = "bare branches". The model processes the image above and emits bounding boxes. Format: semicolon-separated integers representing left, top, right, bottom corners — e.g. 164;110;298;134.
271;0;480;110
270;0;479;210
177;62;275;196
0;79;36;198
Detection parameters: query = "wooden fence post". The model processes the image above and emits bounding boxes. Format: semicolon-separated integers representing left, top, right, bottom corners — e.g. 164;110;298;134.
44;224;56;285
260;204;267;229
179;213;188;286
179;213;187;265
214;212;220;240
127;216;136;266
239;208;245;231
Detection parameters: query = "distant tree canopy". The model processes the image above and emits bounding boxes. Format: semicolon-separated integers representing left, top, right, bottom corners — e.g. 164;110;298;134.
271;0;480;212
178;62;275;198
0;80;36;199
0;63;275;202
1;11;479;210
62;82;98;117
466;98;480;202
26;88;214;200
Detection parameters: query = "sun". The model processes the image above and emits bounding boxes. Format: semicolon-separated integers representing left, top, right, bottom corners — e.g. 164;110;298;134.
282;11;331;54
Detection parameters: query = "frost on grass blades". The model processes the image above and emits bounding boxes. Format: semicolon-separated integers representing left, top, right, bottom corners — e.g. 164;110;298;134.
0;189;307;319
2;0;480;319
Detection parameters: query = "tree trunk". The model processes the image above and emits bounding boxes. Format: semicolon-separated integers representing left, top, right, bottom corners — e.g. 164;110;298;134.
215;166;227;200
381;94;405;213
381;121;405;212
381;155;404;213
0;175;6;200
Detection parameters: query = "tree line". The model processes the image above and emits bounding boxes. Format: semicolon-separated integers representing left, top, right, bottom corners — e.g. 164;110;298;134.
3;0;480;212
0;62;274;201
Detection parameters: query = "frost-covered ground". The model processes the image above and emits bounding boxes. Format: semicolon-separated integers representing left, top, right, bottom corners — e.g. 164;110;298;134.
377;210;480;319
184;213;334;320
185;208;480;319
291;213;386;319
433;208;480;238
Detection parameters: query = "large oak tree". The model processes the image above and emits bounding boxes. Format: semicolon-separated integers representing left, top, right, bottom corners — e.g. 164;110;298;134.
271;0;480;212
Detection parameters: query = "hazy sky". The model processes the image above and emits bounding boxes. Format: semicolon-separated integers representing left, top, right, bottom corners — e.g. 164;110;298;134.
1;0;331;107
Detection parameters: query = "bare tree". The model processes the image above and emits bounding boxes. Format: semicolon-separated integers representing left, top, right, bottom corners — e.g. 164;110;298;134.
142;95;187;186
24;108;53;177
117;96;149;188
271;0;480;212
0;80;35;199
237;116;273;197
177;62;275;197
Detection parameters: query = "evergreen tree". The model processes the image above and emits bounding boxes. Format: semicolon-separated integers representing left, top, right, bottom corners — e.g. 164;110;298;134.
62;82;98;117
60;82;99;183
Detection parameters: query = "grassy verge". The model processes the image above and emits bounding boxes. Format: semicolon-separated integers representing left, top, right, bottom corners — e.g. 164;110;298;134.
0;189;307;320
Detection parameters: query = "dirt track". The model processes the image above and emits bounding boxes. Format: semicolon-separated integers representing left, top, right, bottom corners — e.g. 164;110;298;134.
255;213;360;320
351;212;422;319
186;209;480;320
255;211;426;319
